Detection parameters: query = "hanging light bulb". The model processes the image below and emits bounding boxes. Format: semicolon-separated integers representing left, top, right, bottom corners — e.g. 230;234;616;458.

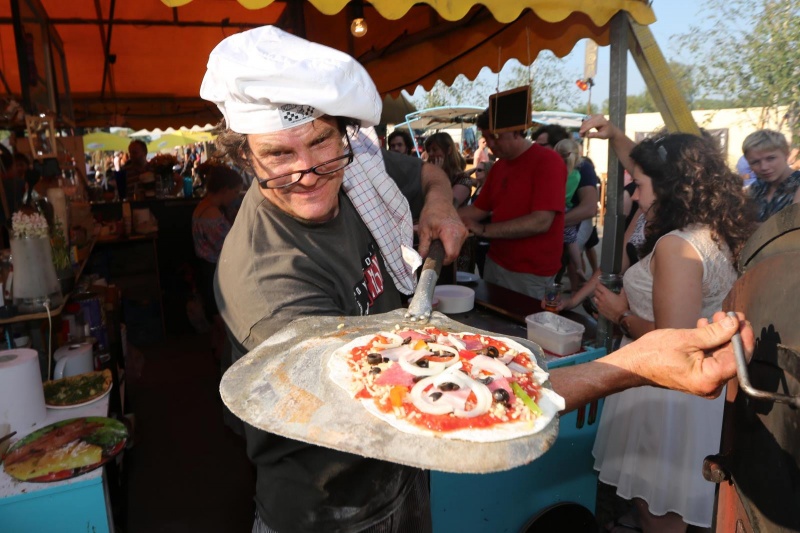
350;17;368;37
350;1;367;37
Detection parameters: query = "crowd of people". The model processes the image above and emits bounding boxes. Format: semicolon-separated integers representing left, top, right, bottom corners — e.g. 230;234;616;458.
379;114;797;533
86;142;210;200
183;25;764;533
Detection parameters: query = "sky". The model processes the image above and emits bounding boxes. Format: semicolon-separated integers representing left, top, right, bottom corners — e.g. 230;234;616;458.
411;0;713;107
571;0;709;102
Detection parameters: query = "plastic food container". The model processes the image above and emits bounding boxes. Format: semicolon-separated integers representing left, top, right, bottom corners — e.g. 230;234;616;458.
433;285;475;314
525;312;585;356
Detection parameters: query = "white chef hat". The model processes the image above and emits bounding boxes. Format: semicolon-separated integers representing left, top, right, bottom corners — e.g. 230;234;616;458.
200;26;382;134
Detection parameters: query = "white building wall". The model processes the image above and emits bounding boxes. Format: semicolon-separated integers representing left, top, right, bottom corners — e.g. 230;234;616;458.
586;106;792;178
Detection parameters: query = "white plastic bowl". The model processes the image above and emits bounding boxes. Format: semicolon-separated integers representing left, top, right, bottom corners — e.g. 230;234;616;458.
433;285;475;314
525;312;585;356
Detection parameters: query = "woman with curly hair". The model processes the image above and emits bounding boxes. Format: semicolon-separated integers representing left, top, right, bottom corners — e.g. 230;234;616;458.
424;132;473;207
580;115;755;533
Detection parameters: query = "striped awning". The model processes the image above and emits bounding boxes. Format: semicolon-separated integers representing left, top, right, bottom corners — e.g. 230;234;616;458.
0;0;655;128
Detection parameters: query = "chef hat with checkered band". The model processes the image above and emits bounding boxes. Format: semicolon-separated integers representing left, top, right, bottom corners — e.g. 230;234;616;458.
200;26;382;134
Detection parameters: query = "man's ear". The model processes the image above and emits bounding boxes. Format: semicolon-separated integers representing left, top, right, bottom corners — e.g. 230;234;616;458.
237;147;249;166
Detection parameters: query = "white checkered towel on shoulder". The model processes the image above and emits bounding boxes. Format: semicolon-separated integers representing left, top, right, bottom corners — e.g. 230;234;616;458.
343;127;420;295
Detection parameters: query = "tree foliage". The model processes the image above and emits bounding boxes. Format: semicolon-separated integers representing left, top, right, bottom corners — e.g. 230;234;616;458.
413;75;493;109
599;61;720;114
502;51;582;111
411;51;582;112
678;0;800;142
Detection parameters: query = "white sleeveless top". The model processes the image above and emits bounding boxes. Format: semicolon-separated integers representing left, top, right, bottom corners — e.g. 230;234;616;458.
623;224;737;322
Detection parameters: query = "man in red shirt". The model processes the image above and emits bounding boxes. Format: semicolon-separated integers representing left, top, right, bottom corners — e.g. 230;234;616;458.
458;109;566;299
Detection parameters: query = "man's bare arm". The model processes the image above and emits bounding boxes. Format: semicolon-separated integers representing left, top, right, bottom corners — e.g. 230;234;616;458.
417;162;468;263
478;211;555;239
550;312;753;413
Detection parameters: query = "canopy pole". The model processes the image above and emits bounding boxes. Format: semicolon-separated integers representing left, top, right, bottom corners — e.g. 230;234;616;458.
100;0;117;100
596;11;629;352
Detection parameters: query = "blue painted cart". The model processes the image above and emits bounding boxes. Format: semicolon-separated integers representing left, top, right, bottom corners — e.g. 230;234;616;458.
431;346;606;533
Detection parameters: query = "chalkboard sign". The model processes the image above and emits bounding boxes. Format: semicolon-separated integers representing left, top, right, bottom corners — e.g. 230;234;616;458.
488;86;532;134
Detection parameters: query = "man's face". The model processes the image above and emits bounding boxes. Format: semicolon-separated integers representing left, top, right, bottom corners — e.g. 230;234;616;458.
745;147;791;184
247;117;346;224
480;130;519;160
535;132;549;147
426;142;446;162
128;142;147;164
389;137;408;154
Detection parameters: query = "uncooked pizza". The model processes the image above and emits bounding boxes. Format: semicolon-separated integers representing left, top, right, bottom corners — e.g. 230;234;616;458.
328;326;565;442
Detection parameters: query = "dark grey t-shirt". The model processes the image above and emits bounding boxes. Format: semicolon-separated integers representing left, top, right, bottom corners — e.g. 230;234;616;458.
215;150;424;533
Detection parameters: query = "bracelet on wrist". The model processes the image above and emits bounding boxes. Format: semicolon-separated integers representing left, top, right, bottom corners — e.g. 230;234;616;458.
618;310;634;337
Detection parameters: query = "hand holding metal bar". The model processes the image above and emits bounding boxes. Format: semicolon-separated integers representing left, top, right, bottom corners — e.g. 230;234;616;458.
728;311;800;408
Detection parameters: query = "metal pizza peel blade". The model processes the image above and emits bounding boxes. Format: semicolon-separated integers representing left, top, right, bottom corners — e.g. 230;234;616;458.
219;308;559;474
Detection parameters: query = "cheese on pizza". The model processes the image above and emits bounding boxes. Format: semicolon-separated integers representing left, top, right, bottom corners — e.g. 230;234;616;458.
329;326;565;441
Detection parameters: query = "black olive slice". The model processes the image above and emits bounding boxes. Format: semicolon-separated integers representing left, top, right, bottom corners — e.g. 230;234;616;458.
369;367;382;375
493;389;510;403
429;392;443;401
416;359;429;368
366;353;382;365
438;382;460;391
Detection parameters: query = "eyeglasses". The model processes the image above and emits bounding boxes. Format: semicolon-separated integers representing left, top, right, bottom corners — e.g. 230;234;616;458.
256;134;354;190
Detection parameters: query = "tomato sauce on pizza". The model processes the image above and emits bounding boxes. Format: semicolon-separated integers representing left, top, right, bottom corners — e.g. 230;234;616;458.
329;326;561;441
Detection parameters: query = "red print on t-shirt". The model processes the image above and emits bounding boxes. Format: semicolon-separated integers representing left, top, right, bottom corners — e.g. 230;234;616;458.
362;244;384;304
353;243;385;315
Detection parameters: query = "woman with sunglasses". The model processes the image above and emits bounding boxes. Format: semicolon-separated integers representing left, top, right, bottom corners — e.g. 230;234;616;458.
579;115;755;533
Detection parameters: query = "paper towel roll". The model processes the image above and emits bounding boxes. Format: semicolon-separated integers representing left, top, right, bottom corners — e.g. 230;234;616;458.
46;187;69;233
0;349;46;434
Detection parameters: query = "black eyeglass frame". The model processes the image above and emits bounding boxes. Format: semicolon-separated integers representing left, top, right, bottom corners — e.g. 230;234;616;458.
255;134;354;190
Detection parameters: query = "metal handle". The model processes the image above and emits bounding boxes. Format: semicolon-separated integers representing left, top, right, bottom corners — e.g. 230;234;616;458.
728;311;800;408
405;240;445;323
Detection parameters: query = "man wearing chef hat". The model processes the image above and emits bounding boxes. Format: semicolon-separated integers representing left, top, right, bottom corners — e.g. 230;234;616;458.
202;25;464;533
202;26;754;533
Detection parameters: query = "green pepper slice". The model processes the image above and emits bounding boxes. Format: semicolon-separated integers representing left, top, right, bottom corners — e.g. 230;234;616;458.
511;382;543;416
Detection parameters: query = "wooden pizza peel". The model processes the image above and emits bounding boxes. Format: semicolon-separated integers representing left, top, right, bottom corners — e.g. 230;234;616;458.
219;308;560;474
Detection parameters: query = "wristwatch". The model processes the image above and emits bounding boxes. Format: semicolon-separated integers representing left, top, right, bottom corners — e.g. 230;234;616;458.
618;310;634;338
